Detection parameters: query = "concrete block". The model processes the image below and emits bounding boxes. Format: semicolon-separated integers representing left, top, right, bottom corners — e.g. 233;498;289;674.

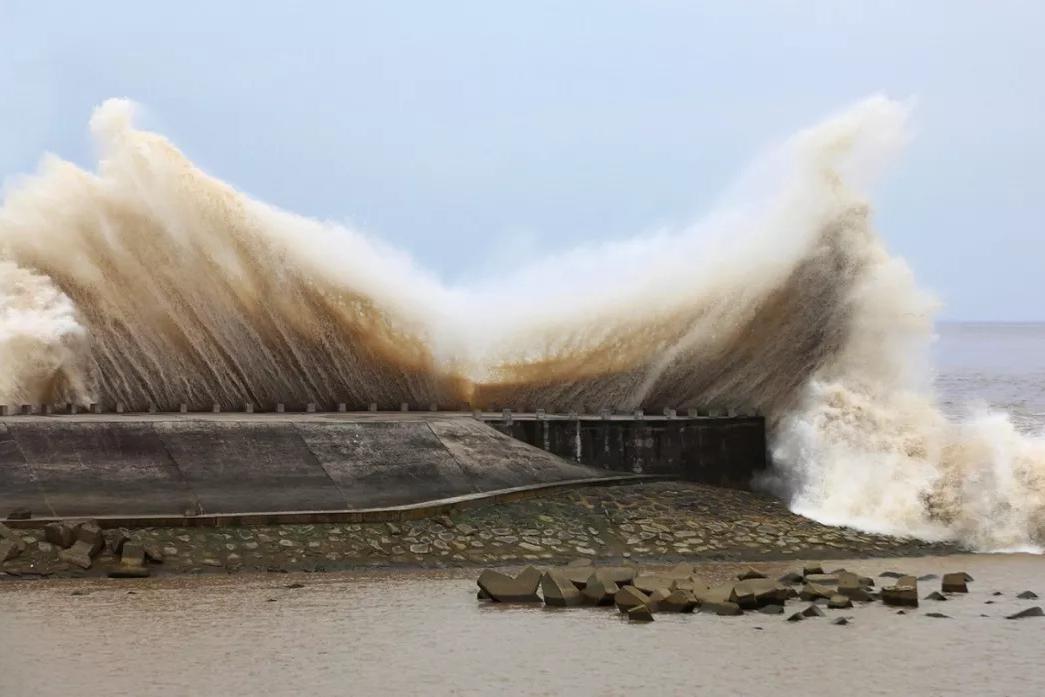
337;403;346;413
58;541;95;569
69;404;78;415
428;403;438;412
244;402;254;413
90;403;101;414
212;403;221;413
663;407;676;418
276;403;285;413
121;541;146;567
600;409;611;420
400;402;409;412
306;403;316;413
535;409;546;419
0;539;21;562
44;521;77;548
21;404;32;415
148;404;157;414
0;405;9;416
75;522;105;557
179;403;188;413
42;404;52;415
368;403;377;412
633;409;644;420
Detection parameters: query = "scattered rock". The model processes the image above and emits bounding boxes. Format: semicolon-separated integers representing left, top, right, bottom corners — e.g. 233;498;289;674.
802;564;824;577
917;574;938;581
827;594;853;609
925;591;948;601
632;574;676;595
74;523;105;558
58;541;95;569
737;567;767;581
831;617;850;625
0;539;21;562
801;603;825;618
778;572;804;585
786;612;805;622
879;571;904;579
837;586;874;602
286;582;305;589
659;590;698;613
757;604;784;615
627;604;654;622
941;572;969;593
477;567;541;603
799;583;834;601
804;573;839;586
541;571;582;607
731;579;790;609
924;612;950;619
1006;607;1044;620
143;544;165;564
699;601;742;616
108;529;131;555
1017;591;1038;600
43;522;77;549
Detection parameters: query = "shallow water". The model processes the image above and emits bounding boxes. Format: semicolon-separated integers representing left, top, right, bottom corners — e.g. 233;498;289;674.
1;554;1043;697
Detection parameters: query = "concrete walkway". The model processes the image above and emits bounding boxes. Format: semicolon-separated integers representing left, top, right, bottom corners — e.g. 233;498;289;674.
0;414;626;520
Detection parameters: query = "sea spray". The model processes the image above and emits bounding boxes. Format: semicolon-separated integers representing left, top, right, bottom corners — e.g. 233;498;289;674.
0;96;1042;551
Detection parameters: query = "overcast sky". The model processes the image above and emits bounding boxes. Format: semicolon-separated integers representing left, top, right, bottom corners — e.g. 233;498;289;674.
2;1;1042;320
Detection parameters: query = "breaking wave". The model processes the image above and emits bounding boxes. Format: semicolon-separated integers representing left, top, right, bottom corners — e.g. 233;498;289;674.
1;96;1042;551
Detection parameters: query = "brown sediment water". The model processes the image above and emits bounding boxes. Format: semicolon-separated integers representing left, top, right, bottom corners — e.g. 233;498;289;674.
1;553;1042;696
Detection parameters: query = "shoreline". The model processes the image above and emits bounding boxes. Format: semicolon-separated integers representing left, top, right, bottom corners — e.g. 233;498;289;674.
0;481;963;581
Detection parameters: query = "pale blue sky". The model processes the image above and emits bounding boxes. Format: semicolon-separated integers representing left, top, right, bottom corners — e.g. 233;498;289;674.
2;1;1042;319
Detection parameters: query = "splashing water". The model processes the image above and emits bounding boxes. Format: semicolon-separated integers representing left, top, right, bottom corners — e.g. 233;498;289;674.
1;96;1042;551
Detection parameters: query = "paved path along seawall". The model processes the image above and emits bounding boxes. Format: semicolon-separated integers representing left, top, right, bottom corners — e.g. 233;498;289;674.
0;414;621;519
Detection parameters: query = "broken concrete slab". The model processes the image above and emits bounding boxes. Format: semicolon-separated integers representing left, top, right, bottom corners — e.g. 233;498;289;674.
74;523;105;558
827;594;853;609
107;529;131;555
803;573;839;586
581;574;618;606
120;542;146;568
658;590;698;613
477;568;541;602
614;586;652;613
541;571;582;607
1017;591;1039;600
941;572;969;593
802;564;824;576
882;585;919;608
737;567;767;581
627;604;654;622
632;574;676;595
799;583;835;601
731;579;790;609
699;601;742;616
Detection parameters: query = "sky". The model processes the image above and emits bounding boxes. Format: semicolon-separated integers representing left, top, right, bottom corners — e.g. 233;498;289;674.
1;1;1042;320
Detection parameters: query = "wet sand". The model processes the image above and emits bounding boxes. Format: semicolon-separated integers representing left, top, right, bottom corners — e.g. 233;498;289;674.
1;554;1042;697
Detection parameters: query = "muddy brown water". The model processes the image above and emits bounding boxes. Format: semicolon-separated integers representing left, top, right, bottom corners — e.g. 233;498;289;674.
1;554;1043;696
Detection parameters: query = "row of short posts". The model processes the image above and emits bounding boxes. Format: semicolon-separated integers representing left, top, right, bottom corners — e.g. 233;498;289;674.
0;401;449;415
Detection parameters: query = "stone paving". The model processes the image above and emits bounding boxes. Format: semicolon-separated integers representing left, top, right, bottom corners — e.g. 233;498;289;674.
0;481;961;579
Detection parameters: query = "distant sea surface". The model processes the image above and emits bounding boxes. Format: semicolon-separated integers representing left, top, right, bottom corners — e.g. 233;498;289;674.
934;322;1045;432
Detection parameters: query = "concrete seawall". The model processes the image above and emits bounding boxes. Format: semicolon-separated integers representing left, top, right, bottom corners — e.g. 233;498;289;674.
0;412;767;521
486;413;766;489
